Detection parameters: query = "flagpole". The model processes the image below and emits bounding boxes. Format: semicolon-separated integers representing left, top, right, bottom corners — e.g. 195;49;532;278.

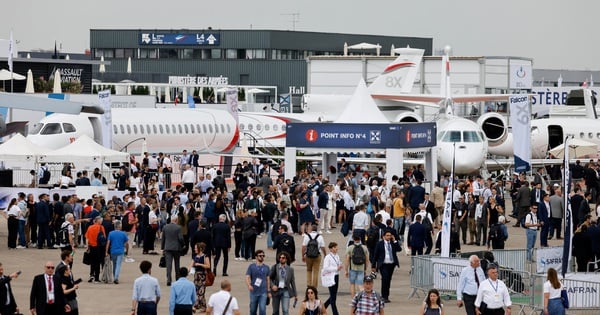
441;142;456;257
561;136;572;278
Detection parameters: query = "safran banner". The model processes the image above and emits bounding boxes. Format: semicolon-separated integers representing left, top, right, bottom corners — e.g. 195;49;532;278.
432;259;469;291
536;246;563;273
510;95;531;172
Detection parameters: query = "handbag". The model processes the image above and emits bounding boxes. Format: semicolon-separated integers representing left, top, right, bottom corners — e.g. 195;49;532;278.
561;289;569;309
159;255;166;268
205;270;215;286
82;250;92;265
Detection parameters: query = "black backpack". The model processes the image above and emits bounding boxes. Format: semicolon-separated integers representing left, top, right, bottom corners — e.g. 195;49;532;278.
122;211;134;232
305;233;320;258
488;223;502;241
56;223;70;246
422;215;433;232
97;230;107;247
41;167;51;184
351;244;366;265
366;226;381;247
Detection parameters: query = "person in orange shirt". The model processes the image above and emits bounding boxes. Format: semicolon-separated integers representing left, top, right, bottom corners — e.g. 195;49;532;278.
85;216;106;283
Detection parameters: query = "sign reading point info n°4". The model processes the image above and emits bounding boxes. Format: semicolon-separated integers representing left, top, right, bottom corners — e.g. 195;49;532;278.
286;123;436;149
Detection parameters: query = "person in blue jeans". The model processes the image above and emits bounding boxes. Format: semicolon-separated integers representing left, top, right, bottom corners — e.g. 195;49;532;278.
524;205;542;262
245;250;271;315
106;220;129;284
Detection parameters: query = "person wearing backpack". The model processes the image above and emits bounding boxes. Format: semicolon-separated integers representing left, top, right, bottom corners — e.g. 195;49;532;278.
487;216;508;250
345;233;370;297
84;216;106;283
302;224;326;287
524;205;542;262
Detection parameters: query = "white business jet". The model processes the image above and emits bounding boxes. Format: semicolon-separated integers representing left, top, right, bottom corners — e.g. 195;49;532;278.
370;47;512;174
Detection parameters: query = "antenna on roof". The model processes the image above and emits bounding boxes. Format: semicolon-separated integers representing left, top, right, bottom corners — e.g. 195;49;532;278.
281;13;300;31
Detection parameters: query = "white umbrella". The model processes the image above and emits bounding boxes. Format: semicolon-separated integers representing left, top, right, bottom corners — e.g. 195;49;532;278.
347;42;382;50
99;56;106;73
53;70;62;93
0;69;26;80
25;69;34;93
164;86;171;102
127;57;132;74
549;139;599;158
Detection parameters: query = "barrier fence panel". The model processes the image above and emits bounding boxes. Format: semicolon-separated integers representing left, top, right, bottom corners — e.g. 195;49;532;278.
409;255;434;299
492;249;529;272
410;256;469;299
530;274;600;313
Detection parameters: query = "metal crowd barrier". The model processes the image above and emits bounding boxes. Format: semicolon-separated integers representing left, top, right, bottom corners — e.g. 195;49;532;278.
529;274;600;315
409;255;435;299
457;248;529;272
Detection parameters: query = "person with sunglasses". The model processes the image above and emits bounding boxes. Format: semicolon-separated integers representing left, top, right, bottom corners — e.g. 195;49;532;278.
245;250;271;315
269;252;297;315
30;261;70;315
299;286;326;315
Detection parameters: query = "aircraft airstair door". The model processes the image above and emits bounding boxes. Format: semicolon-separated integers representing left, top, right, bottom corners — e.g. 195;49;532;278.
547;125;563;151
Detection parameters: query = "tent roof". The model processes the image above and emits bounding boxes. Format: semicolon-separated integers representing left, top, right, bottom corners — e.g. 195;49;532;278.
334;79;390;124
40;135;128;163
0;133;47;160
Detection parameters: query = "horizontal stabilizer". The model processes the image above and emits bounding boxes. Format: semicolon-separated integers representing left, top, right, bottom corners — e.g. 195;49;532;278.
0;93;105;115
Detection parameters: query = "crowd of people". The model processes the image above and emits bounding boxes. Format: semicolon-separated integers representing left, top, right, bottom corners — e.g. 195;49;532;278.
3;153;600;315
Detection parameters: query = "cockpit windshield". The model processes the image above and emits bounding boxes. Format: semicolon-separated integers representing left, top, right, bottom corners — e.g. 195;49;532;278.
463;131;481;142
40;123;62;135
29;123;44;135
441;131;461;142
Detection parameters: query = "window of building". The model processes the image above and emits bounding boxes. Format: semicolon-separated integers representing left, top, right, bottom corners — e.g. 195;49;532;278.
140;48;158;59
211;49;222;59
226;49;238;59
159;48;178;59
248;49;266;59
95;49;114;58
181;49;197;59
115;49;125;58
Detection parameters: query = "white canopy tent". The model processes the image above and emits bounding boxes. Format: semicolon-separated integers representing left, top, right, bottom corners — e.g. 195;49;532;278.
0;133;46;160
334;79;390;123
40;135;128;163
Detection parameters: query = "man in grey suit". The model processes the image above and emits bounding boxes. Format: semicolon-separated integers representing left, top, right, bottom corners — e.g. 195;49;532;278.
514;181;531;227
548;186;565;239
162;216;184;286
269;252;297;315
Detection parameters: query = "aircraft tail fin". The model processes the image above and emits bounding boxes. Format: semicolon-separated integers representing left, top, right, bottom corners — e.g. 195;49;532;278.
583;88;598;119
368;47;424;95
440;52;454;115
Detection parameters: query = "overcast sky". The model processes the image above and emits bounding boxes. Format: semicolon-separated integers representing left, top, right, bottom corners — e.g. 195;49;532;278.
2;0;597;70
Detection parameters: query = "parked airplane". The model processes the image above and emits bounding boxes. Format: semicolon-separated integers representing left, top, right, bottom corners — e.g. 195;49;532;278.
368;48;513;174
479;89;600;159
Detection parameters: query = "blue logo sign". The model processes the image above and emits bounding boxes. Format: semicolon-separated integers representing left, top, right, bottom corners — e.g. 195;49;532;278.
140;33;220;46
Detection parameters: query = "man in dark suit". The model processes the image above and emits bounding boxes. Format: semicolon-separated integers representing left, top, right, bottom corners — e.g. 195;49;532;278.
161;216;184;286
530;182;545;207
371;230;401;303
423;193;437;228
190;221;212;260
408;180;426;213
514;181;531;227
408;214;427;256
30;261;69;315
36;193;53;249
212;214;232;276
273;225;296;263
0;263;19;315
538;193;551;247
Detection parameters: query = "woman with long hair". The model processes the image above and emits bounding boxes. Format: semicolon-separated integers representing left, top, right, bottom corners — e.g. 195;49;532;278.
57;264;80;315
299;286;326;315
190;242;211;313
5;198;20;249
543;268;565;315
420;288;443;315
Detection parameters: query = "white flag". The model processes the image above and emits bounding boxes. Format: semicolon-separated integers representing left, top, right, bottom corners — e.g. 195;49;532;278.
8;30;13;73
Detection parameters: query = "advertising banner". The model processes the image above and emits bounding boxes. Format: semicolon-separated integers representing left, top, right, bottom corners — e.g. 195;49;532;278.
510;95;531;172
536;246;563;273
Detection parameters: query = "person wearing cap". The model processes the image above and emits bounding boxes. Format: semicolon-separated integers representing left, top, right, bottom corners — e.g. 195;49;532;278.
350;275;384;315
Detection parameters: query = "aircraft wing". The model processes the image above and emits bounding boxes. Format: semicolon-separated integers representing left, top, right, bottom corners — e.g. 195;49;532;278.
372;93;514;103
0;93;104;114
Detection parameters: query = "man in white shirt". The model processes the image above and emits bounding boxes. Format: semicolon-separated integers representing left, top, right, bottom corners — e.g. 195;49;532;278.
181;165;196;192
207;280;241;315
162;154;173;189
524;205;542;262
352;205;370;243
474;265;512;315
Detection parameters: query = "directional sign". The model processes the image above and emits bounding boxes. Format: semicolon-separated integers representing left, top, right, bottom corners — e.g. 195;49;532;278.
139;33;220;46
286;122;436;149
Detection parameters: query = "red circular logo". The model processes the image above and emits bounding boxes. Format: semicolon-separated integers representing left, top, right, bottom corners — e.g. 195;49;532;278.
305;129;318;142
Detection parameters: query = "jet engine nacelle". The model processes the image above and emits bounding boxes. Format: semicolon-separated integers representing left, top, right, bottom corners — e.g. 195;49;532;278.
393;112;422;123
477;112;507;146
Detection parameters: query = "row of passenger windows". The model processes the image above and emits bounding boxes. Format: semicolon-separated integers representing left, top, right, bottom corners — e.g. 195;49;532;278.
113;123;231;135
239;123;286;132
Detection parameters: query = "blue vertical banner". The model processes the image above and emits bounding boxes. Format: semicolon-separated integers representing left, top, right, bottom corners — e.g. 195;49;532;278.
510;95;531;172
561;137;572;277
